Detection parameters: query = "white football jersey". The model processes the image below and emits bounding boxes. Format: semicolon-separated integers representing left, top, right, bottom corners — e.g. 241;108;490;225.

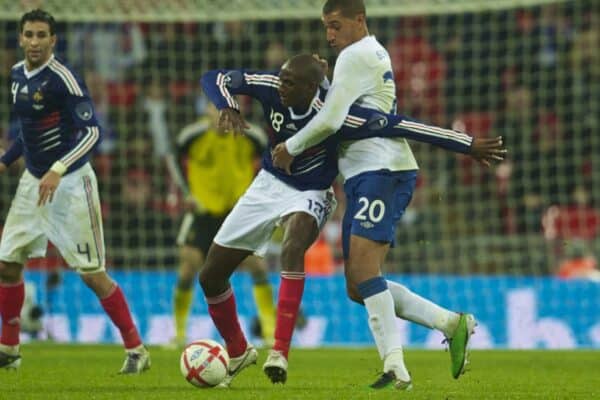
286;35;418;180
334;36;418;179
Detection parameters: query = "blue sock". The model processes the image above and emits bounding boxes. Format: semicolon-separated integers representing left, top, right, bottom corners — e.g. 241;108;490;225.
357;276;388;299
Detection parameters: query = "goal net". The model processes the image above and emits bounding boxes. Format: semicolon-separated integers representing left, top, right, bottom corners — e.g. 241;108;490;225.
0;0;598;348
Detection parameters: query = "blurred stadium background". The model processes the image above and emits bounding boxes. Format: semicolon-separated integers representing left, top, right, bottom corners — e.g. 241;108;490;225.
0;0;598;349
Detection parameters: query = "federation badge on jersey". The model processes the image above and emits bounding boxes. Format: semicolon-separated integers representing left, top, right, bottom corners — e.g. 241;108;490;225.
75;101;94;121
367;113;388;130
32;87;45;110
33;89;44;102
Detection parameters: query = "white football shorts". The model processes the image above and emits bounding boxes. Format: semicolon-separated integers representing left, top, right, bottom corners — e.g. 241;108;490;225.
0;163;105;274
214;169;336;256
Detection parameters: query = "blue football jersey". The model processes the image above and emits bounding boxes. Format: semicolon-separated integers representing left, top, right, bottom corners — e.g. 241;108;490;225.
201;69;473;190
3;55;100;178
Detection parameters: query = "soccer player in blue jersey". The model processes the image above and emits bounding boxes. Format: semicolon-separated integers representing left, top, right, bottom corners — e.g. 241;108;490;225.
200;53;503;386
0;9;150;373
272;0;504;389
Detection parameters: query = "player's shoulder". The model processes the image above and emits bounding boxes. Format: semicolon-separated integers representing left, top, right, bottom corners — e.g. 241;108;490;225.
10;60;25;78
339;36;389;67
11;60;25;72
46;56;86;95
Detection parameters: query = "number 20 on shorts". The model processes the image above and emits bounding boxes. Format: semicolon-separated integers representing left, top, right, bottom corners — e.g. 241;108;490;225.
354;197;385;223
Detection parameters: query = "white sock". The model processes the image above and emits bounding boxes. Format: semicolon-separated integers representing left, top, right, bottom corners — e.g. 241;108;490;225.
387;280;460;337
363;289;404;360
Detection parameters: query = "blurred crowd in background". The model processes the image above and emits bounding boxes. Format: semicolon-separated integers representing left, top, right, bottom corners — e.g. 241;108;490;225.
0;1;598;277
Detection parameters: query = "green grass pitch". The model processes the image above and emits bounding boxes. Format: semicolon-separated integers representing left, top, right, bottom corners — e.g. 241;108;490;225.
3;344;599;399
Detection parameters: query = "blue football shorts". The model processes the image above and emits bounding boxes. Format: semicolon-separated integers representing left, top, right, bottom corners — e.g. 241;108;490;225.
341;169;418;259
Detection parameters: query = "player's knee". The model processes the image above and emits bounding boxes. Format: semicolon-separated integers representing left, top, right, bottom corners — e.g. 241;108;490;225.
0;261;24;283
80;272;114;298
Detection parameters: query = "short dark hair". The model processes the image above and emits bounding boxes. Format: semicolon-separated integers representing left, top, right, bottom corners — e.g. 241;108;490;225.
20;9;56;35
287;54;325;85
323;0;366;18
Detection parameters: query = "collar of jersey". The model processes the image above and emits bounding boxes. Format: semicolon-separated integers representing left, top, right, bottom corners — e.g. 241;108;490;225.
24;53;55;79
288;88;321;120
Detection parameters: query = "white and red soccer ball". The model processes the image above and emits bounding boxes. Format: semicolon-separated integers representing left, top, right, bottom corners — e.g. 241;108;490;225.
180;339;230;388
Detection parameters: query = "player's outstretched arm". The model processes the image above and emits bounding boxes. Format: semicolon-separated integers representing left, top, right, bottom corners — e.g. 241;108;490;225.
341;111;506;163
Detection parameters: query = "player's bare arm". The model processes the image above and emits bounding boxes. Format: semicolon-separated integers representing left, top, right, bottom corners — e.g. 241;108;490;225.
218;108;248;135
469;137;507;167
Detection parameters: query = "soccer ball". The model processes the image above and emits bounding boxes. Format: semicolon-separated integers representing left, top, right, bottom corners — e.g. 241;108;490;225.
180;339;230;388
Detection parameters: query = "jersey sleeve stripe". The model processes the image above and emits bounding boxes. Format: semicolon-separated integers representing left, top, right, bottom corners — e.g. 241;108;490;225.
217;72;238;109
396;121;472;146
244;73;279;83
49;60;84;96
60;126;100;167
244;73;280;88
345;115;366;125
246;81;279;89
400;120;472;142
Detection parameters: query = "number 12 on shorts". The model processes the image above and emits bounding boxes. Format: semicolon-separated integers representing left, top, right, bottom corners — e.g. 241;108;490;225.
354;197;385;223
307;199;329;225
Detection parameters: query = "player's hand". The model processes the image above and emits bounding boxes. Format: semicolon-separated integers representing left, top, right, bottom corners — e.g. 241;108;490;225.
469;136;507;167
218;108;249;135
312;53;328;75
271;142;294;175
38;170;61;206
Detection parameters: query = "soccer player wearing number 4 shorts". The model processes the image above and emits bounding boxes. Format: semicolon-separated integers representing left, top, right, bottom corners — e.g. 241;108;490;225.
0;9;149;374
272;0;504;389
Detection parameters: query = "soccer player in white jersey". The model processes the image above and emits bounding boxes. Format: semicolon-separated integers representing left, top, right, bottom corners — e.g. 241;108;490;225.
0;9;149;373
273;0;498;389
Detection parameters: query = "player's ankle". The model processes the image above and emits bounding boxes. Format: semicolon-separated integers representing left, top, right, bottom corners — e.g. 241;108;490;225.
436;312;460;337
